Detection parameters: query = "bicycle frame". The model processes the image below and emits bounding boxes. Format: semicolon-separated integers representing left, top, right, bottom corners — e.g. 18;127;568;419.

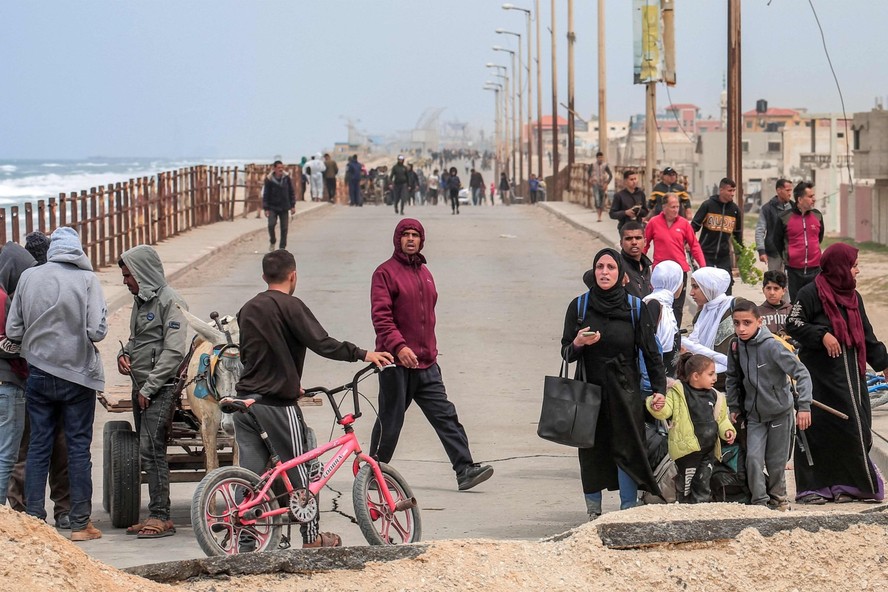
232;364;407;526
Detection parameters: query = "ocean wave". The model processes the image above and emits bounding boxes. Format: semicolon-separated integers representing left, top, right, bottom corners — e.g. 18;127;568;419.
0;171;157;200
41;163;64;168
0;165;17;174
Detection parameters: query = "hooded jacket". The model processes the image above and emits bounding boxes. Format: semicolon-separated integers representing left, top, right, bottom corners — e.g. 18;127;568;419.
725;325;813;422
371;219;438;368
0;243;36;386
119;245;189;399
7;227;107;391
262;171;296;212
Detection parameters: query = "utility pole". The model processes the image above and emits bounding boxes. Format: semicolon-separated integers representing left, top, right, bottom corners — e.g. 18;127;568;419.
526;12;533;189
567;0;576;166
550;0;559;196
727;0;743;216
645;82;656;187
597;0;607;159
536;0;544;179
511;49;518;190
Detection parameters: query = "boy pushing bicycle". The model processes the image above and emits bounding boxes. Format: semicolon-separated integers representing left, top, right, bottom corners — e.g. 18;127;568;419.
234;250;393;549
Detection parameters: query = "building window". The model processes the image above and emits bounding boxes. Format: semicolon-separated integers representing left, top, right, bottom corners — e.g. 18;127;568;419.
837;132;844;138
854;128;861;150
768;142;781;153
742;140;749;153
746;121;753;129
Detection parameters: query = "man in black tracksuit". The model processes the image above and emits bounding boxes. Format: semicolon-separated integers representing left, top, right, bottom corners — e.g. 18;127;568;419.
609;170;648;232
390;156;409;215
262;160;296;251
692;178;743;294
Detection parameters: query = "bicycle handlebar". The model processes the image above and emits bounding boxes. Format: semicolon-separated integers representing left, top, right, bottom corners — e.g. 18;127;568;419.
302;363;390;424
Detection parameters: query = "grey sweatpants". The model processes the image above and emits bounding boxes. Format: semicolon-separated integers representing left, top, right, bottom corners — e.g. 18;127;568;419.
746;410;794;506
233;403;319;544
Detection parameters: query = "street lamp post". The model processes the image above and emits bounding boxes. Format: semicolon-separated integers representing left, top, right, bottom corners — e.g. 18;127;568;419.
493;45;517;193
486;65;508;181
502;3;533;193
496;29;524;192
483;83;502;182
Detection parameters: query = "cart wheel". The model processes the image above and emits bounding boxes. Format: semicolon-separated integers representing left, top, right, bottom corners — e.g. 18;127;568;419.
109;430;141;528
102;421;132;512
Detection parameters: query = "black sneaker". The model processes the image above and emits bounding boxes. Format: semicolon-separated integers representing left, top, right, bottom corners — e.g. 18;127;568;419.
54;513;71;530
456;463;494;491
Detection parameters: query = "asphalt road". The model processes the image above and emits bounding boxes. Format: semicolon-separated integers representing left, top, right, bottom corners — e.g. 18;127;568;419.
76;200;609;568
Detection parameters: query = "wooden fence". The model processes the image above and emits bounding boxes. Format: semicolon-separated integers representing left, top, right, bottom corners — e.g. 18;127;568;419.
0;163;306;270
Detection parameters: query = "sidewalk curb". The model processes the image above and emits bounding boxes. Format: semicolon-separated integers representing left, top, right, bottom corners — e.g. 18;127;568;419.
104;203;329;315
537;202;616;248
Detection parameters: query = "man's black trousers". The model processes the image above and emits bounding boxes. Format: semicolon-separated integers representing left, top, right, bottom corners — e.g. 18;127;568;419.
370;364;473;474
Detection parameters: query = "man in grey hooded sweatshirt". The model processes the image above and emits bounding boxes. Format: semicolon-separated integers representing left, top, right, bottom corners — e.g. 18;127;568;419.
7;226;107;541
116;245;188;538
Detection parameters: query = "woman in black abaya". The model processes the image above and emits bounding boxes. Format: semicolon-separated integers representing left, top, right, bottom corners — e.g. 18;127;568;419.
787;243;888;503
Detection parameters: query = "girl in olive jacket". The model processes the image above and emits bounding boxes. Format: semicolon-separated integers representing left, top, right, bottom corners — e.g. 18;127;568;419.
646;353;736;503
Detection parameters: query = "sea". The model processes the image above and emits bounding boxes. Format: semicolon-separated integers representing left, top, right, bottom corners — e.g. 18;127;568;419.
0;157;263;207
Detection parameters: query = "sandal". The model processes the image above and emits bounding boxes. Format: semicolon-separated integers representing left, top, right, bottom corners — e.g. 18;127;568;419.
834;494;856;504
796;494;828;505
136;518;176;539
128;518;176;535
303;532;341;548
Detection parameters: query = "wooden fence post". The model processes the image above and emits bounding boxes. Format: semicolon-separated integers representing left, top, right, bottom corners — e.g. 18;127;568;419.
11;206;20;244
24;202;34;235
37;200;46;234
48;197;57;232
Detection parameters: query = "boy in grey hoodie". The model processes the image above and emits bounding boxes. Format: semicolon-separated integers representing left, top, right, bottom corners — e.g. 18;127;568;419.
7;226;107;541
725;299;813;509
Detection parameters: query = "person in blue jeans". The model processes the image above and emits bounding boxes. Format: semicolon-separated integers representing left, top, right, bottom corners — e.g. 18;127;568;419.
7;227;108;541
0;243;36;504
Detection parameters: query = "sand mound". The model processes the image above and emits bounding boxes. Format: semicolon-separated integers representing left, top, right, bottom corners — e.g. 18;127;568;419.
0;506;173;592
181;504;888;592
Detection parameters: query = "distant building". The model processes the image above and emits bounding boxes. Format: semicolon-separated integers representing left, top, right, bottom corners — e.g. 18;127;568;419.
743;107;805;132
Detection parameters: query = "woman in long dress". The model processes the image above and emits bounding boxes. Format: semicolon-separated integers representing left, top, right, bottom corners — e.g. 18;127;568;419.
561;248;665;518
786;243;888;503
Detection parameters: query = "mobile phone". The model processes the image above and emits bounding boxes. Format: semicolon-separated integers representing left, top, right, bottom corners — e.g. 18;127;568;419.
582;331;599;337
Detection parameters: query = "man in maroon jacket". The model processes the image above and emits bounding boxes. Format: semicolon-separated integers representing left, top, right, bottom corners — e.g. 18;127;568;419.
370;219;493;491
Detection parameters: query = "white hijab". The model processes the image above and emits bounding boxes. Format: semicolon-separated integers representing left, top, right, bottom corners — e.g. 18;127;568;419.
643;260;683;353
687;267;733;350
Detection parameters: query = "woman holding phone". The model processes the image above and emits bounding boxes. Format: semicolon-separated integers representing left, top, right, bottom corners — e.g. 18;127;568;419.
560;248;666;519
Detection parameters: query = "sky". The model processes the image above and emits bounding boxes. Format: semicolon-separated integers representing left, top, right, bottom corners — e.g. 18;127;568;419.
2;0;886;160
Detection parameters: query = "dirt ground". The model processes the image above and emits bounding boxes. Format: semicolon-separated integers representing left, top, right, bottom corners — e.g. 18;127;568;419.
5;500;886;592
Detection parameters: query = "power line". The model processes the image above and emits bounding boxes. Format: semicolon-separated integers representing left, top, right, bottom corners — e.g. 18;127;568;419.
661;82;696;145
806;0;855;188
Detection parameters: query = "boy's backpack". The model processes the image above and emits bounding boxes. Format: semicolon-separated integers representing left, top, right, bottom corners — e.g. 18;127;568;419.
710;443;751;503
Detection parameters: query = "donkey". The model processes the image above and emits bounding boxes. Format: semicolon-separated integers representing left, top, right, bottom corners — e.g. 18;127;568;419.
179;307;243;473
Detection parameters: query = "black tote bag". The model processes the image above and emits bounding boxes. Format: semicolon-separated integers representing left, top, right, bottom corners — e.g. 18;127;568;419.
537;360;602;448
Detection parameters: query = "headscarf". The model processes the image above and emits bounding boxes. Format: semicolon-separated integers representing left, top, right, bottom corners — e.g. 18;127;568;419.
644;260;683;352
815;243;866;375
687;267;733;349
584;248;631;321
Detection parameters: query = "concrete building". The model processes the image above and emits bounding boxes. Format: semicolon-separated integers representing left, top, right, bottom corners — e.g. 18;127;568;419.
849;108;888;244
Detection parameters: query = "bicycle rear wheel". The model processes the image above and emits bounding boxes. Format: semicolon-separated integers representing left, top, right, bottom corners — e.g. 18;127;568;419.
191;466;282;556
353;463;422;545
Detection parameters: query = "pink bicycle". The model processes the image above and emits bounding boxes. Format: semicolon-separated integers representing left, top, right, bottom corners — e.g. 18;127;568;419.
190;364;421;556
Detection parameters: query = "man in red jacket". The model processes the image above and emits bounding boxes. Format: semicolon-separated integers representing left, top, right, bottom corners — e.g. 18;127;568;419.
644;193;706;327
370;219;493;491
772;181;824;300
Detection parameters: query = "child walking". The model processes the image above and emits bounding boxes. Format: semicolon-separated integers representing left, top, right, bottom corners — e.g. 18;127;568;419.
647;353;736;503
725;298;813;509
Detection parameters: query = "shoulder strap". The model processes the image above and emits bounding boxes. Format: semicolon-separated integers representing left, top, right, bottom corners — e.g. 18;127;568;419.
576;291;590;325
730;336;742;380
627;294;642;329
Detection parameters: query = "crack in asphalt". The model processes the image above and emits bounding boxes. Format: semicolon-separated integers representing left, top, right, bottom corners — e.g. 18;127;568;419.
322;483;358;524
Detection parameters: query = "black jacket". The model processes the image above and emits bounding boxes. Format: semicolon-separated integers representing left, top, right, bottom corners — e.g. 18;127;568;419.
262;174;296;212
609;188;648;230
691;195;743;261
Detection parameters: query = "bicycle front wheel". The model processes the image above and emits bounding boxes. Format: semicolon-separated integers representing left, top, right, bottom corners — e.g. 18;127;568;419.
353;463;422;545
191;466;282;556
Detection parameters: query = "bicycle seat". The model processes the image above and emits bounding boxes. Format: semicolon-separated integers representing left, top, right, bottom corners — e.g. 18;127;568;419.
219;397;255;414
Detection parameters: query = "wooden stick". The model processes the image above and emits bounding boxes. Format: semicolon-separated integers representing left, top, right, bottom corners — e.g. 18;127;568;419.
811;399;849;420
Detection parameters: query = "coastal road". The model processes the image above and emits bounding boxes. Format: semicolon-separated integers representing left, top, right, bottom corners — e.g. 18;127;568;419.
81;200;608;567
